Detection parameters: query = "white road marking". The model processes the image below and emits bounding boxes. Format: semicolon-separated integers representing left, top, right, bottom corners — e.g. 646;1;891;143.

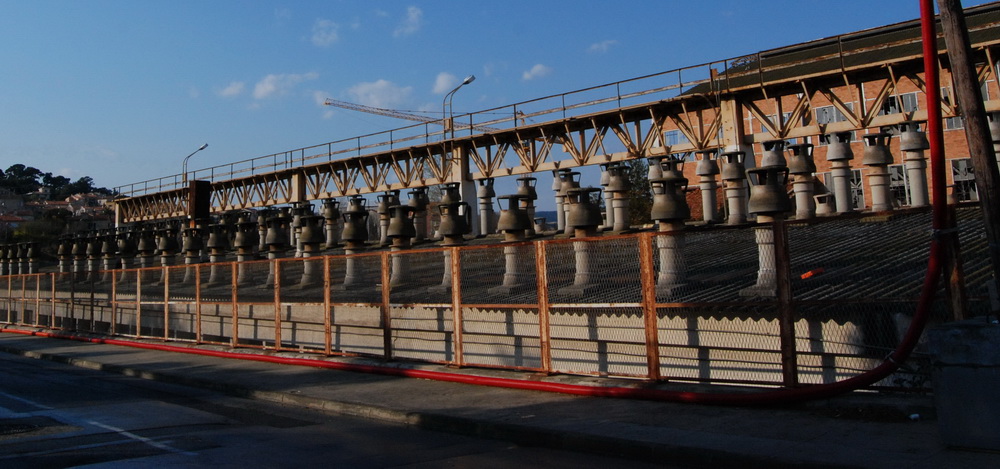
87;420;198;456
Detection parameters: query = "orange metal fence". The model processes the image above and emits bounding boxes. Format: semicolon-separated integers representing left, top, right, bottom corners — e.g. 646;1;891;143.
1;207;991;389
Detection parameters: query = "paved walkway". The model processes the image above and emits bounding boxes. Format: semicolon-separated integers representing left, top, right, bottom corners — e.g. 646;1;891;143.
0;328;995;468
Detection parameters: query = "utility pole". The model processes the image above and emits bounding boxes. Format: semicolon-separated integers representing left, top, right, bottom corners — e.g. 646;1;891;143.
937;0;1000;313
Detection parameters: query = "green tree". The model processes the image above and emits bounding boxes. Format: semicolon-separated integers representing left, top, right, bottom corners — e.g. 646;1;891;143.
624;159;652;226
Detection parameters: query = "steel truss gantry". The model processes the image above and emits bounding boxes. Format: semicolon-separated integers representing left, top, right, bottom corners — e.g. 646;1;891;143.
114;5;1000;223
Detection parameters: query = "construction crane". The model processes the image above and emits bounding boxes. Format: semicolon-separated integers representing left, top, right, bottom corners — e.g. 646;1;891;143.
323;99;504;134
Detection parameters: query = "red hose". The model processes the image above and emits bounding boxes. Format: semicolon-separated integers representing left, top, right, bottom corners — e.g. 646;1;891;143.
0;2;949;406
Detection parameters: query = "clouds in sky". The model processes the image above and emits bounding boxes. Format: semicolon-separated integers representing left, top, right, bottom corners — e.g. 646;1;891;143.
394;6;423;37
219;81;245;97
522;64;552;81
347;79;413;108
588;39;619;53
253;72;319;99
312;18;340;46
433;72;458;94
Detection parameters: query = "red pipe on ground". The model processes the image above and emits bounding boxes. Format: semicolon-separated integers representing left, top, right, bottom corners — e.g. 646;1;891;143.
0;1;950;406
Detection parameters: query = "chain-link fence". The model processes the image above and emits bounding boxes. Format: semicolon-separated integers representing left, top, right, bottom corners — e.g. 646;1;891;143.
1;206;991;390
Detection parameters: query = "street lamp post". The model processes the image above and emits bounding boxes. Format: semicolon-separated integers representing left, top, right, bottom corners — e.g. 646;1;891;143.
181;143;209;184
442;75;475;139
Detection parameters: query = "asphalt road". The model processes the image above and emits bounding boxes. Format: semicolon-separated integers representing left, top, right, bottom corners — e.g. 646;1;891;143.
0;351;668;468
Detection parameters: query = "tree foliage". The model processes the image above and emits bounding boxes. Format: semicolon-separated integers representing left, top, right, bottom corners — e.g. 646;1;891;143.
0;165;114;199
624;159;652;226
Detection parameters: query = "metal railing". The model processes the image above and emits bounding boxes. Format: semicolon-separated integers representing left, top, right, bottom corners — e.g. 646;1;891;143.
2;207;990;389
113;7;1000;199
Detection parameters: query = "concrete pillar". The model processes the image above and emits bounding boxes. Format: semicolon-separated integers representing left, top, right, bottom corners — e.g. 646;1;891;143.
408;188;430;243
558;187;602;296
477;178;496;236
100;232;117;283
489;195;532;294
86;235;101;282
262;213;290;288
558;171;581;236
297;215;325;287
600;164;615;230
863;133;894;212
157;226;180;286
233;216;258;286
26;243;38;275
656;221;687;297
720;151;748;225
205;223;229;286
340;197;369;289
387;205;416;287
321;199;341;249
825;132;855;213
57;238;73;274
741;165;791;297
376;191;398;247
787;143;817;220
605;163;631;232
181;226;203;285
553;169;570;232
695;150;720;224
899;122;930;208
516;177;538;238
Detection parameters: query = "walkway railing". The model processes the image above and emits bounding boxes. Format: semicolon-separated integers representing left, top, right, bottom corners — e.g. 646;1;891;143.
1;207;991;389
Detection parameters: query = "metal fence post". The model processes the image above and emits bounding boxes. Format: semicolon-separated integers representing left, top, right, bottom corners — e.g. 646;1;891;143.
535;241;552;374
639;233;662;381
773;218;799;387
381;251;393;360
451;247;464;367
273;259;282;351
231;262;239;348
324;256;332;356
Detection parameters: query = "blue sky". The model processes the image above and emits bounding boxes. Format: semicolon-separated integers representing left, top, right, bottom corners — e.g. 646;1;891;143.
0;0;990;197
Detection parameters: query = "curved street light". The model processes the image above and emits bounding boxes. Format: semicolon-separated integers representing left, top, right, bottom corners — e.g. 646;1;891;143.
442;75;475;139
181;143;209;184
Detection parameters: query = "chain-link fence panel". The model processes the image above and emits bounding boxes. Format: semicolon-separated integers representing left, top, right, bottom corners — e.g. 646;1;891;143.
955;205;994;317
786;210;941;390
458;243;543;370
0;276;11;324
652;226;782;384
460;307;543;370
165;264;196;341
460;242;538;305
329;252;383;304
276;257;327;353
543;236;648;378
197;262;233;345
658;305;783;384
390;249;454;363
113;269;139;337
233;259;276;349
50;273;75;331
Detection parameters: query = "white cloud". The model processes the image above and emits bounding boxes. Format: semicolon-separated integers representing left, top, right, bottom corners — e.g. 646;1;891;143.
312;18;340;46
253;72;319;99
433;72;457;94
588;39;619;53
347;79;412;108
314;91;336;119
522;63;552;81
218;81;246;97
393;6;423;37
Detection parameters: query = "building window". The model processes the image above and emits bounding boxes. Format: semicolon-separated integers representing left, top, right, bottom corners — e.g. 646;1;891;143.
889;164;909;207
879;92;919;116
663;129;689;147
951;158;978;201
814;104;855;145
821;169;866;210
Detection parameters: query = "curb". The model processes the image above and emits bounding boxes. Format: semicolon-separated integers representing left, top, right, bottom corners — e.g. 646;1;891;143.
0;339;870;469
